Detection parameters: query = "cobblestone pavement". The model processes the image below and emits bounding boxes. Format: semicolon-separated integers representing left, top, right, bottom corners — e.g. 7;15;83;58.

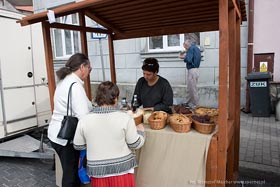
238;166;280;187
0;157;55;187
239;112;280;173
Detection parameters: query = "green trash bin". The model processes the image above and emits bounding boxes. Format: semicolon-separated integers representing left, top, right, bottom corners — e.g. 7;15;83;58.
245;72;272;117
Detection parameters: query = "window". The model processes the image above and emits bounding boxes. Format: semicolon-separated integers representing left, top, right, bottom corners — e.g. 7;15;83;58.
52;14;81;58
148;33;200;52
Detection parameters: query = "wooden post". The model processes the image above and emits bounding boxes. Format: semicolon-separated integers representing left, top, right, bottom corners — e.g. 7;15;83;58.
227;6;237;186
108;34;116;83
234;14;242;180
218;0;229;185
206;135;218;187
41;21;56;111
79;11;92;101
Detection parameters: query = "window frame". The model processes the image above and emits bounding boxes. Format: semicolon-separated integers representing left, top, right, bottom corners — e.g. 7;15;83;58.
52;14;81;59
148;34;185;52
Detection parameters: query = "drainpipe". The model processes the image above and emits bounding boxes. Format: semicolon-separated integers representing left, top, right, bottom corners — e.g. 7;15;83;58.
245;0;254;112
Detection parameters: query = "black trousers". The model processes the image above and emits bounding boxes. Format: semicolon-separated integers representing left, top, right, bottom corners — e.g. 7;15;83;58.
51;141;80;187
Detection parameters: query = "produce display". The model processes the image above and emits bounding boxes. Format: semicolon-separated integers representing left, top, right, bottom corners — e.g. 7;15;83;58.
194;107;219;125
191;115;211;123
173;104;192;114
191;113;217;134
151;111;167;120
195;107;218;117
148;111;168;130
127;109;144;125
169;114;192;133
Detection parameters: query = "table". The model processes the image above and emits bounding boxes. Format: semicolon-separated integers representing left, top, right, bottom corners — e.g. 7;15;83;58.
135;124;217;187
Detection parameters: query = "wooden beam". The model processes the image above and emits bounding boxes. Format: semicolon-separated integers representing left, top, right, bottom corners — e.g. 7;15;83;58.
18;0;116;26
228;6;237;121
105;1;217;23
227;120;235;150
227;7;237;185
41;21;56;111
217;0;229;185
114;21;219;40
85;10;122;34
96;0;209;13
108;34;116;83
234;14;242;179
227;132;235;187
226;120;235;186
117;12;218;30
231;0;241;19
49;22;110;34
79;12;92;101
206;135;218;187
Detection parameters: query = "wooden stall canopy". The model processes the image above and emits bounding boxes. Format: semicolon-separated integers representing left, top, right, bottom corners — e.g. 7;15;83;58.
18;0;246;186
18;0;246;39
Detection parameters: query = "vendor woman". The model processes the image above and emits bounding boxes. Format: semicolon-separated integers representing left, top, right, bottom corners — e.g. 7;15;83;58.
132;57;173;113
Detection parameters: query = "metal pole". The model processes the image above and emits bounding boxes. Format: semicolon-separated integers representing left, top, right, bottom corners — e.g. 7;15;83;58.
99;38;106;81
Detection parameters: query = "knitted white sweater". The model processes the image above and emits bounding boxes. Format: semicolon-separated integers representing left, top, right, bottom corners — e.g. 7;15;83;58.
73;106;145;177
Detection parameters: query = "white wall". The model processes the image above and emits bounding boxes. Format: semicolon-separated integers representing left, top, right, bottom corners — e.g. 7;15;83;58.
254;0;280;81
88;26;248;108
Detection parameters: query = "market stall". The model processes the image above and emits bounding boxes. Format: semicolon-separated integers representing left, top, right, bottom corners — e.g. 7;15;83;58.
18;0;247;186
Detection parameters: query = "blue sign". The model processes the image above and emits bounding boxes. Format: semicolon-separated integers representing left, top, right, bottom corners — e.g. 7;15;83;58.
91;33;107;39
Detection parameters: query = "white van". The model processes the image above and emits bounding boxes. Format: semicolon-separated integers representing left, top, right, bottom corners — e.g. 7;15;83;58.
0;9;51;140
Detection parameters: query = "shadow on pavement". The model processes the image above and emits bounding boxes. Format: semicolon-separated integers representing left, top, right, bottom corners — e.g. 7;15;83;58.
238;167;280;187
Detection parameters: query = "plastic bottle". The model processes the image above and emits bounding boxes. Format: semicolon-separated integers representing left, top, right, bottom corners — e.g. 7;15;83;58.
120;97;128;110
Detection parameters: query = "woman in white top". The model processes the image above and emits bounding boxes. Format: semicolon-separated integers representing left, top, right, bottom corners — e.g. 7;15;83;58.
48;53;93;187
74;81;145;187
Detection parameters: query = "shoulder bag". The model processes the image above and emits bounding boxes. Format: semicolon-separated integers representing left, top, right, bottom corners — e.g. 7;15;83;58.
57;82;78;140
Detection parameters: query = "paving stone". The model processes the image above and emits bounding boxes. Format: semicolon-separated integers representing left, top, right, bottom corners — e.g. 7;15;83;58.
253;156;262;163
0;157;55;187
263;159;272;165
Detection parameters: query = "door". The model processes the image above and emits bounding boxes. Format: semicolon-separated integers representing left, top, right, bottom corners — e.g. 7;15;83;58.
0;14;37;138
254;53;274;74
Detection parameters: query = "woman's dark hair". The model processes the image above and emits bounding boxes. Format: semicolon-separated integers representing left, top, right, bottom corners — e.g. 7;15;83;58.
142;58;159;73
56;53;89;80
95;81;120;106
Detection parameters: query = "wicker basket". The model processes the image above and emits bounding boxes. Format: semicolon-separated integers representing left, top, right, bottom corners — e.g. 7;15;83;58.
169;114;192;133
194;107;218;125
191;117;216;134
148;111;168;130
195;106;218;115
134;114;143;125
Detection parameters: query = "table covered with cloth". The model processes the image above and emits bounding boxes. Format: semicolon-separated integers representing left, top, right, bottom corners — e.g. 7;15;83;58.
135;124;217;187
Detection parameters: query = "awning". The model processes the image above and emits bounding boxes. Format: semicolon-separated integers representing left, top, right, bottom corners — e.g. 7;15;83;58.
18;0;246;40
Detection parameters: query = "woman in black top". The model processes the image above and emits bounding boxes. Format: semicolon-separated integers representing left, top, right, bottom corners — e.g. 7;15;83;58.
132;58;173;113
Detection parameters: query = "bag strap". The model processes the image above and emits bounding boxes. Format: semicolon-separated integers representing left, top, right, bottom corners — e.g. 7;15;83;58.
66;82;77;117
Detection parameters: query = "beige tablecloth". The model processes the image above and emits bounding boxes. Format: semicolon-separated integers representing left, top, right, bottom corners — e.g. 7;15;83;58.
135;124;216;187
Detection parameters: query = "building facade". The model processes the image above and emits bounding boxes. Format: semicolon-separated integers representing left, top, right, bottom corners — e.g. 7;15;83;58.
33;0;251;108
